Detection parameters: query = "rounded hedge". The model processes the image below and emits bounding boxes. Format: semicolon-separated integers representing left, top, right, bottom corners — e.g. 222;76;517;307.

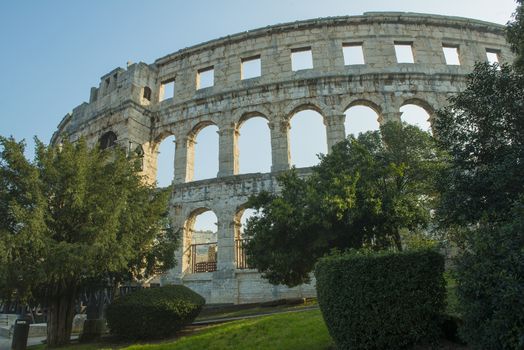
315;249;446;350
106;285;205;339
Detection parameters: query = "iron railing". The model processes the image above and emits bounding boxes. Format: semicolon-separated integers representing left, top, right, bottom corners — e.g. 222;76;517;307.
187;242;218;273
235;239;251;269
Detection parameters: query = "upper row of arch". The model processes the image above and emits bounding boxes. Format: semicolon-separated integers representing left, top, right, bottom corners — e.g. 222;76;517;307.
155;96;436;143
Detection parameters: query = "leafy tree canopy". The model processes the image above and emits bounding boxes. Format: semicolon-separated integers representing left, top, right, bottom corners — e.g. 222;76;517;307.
435;13;524;345
244;122;444;287
0;137;177;347
435;63;524;229
507;0;524;72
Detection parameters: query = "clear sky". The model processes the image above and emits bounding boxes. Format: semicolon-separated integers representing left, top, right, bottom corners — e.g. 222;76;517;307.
0;0;518;231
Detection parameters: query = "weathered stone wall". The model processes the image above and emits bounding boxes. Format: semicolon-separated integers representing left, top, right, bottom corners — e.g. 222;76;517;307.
52;12;512;304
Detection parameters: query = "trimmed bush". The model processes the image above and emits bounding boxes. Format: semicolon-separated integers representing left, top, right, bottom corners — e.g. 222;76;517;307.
106;285;205;339
315;249;445;350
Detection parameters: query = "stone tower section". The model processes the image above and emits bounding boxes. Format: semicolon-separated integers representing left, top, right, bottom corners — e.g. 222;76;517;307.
52;12;513;304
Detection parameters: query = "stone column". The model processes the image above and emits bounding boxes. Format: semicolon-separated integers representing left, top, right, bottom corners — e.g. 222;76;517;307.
381;111;403;124
174;136;194;183
380;99;403;124
161;205;187;285
269;120;290;172
217;125;239;177
211;209;237;303
216;211;236;271
325;114;346;151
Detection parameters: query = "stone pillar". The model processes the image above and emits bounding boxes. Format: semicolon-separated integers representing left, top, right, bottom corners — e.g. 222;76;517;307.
325;114;346;151
174;136;194;183
162;205;187;285
218;125;239;177
211;209;237;304
381;111;403;124
269;120;290;172
380;95;403;125
216;211;236;271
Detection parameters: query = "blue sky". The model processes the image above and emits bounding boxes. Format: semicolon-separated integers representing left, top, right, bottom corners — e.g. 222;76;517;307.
0;0;518;231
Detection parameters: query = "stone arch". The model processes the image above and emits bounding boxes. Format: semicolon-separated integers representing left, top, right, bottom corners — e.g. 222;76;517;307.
154;134;176;188
288;106;328;168
187;120;219;181
183;207;218;273
400;97;435;133
400;98;436;118
235;107;272;128
283;99;331;123
187;120;218;140
233;205;258;269
236;111;272;174
343;100;382;137
99;131;117;150
340;96;383;118
234;204;252;239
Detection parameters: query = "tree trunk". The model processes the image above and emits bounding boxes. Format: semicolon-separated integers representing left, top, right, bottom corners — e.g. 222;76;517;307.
46;285;77;348
393;230;403;251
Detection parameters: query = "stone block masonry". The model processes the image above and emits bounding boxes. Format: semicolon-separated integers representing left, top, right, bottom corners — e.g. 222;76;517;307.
52;12;512;304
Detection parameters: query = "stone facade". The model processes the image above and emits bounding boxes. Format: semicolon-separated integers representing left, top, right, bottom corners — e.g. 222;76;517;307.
52;12;512;304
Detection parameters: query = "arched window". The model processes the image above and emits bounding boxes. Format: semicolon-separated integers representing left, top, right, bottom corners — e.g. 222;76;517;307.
344;105;380;137
99;131;117;150
289;109;327;168
185;209;218;273
400;104;432;133
192;124;219;181
238;116;271;174
143;86;152;101
156;135;176;187
234;208;259;269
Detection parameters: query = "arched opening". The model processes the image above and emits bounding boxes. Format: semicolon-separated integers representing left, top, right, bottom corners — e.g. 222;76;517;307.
234;208;259;269
143;86;152;101
344;105;381;137
400;103;432;133
184;209;218;273
191;123;219;181
289;109;327;168
99;131;117;150
235;208;258;239
238;116;271;174
155;135;175;188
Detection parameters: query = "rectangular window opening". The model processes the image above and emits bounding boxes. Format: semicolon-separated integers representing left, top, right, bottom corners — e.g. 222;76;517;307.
343;43;365;65
443;46;460;65
160;80;175;101
486;49;500;65
241;55;261;80
291;47;313;71
394;42;414;63
197;66;214;89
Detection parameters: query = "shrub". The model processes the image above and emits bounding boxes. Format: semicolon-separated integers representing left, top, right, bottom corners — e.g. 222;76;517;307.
106;285;205;339
315;249;445;350
455;203;524;350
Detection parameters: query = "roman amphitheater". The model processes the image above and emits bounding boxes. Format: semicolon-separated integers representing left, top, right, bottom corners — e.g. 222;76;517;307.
52;12;512;304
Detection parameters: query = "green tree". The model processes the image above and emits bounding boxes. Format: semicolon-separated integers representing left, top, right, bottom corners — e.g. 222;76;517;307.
453;200;524;349
244;122;444;287
0;137;177;347
435;63;524;228
507;0;524;71
435;61;524;349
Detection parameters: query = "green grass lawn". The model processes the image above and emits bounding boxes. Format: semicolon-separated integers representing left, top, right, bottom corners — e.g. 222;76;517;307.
29;310;334;350
195;299;318;321
128;310;333;350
